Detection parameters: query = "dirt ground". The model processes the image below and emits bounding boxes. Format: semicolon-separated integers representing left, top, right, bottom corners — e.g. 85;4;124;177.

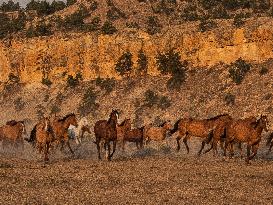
0;137;273;205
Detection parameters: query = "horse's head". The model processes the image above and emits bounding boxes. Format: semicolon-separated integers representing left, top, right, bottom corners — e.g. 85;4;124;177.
162;120;173;130
18;121;27;136
67;113;78;127
110;109;119;122
259;114;269;132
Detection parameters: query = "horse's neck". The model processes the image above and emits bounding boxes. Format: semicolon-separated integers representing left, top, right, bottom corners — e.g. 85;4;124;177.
254;121;264;136
108;117;117;128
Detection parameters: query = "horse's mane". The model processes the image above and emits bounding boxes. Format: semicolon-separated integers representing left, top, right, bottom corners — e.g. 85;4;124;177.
207;113;230;121
6;120;23;126
58;113;75;122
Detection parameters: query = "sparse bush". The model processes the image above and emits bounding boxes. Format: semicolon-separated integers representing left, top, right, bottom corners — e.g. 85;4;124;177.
8;73;20;83
181;5;199;21
41;77;52;87
137;49;148;75
0;0;20;12
158;96;171;110
14;97;25;111
199;19;217;32
259;66;269;75
66;0;76;6
85;16;101;31
146;16;161;35
67;72;83;87
78;88;99;116
115;51;133;76
144;90;171;109
233;14;245;27
26;22;53;38
144;90;159;108
61;8;89;30
228;58;251;84
95;77;116;93
224;93;235;106
211;5;230;19
51;105;61;115
101;21;117;34
156;49;187;90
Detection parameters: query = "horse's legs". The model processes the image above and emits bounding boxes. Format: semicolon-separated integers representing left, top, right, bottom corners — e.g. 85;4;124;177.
176;137;181;151
66;141;74;155
183;135;190;154
198;140;206;156
249;143;259;160
246;144;251;164
109;140;117;160
105;142;110;160
44;143;49;162
96;138;101;160
238;142;243;158
203;142;213;154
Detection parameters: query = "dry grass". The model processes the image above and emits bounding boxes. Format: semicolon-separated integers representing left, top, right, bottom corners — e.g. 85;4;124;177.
0;138;273;205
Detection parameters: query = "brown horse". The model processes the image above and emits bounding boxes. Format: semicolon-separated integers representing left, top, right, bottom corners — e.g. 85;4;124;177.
117;119;132;142
51;113;78;155
0;120;26;150
170;114;231;156
144;121;173;144
203;114;233;155
25;117;55;162
224;115;269;164
122;127;144;151
94;110;119;161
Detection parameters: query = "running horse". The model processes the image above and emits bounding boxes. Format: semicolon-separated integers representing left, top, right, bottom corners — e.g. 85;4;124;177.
94;110;119;161
224;115;269;164
25;117;55;162
52;113;78;155
0;120;26;150
170;114;231;156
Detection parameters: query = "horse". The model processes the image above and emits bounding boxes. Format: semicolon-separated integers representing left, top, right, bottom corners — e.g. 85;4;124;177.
116;119;131;147
224;115;269;164
68;117;91;144
25;117;55;162
203;114;233;155
51;113;78;155
122;127;144;151
94;109;119;161
144;121;173;145
0;120;26;151
170;114;231;156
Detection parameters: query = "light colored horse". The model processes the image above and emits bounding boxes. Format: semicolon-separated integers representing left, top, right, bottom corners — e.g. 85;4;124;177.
144;121;173;146
68;117;91;144
0;120;27;150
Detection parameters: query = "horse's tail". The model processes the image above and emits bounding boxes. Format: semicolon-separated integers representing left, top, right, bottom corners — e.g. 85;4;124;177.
169;119;181;135
25;125;37;143
266;132;273;146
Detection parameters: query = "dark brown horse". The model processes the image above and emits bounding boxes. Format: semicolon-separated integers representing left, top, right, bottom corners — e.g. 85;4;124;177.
94;110;119;161
224;115;269;164
25;117;55;162
52;113;78;155
122;127;144;151
0;120;26;150
170;114;231;156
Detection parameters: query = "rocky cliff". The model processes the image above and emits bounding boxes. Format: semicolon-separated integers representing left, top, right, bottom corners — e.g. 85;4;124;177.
0;17;272;85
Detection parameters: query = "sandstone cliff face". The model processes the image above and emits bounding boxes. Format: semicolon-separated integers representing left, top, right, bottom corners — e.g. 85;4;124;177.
0;17;272;84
